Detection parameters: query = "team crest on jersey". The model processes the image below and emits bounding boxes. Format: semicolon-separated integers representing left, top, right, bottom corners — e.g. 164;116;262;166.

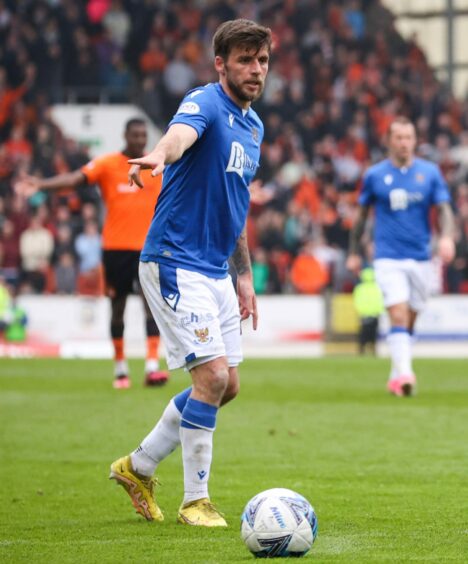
194;328;212;344
251;127;259;143
384;174;393;185
415;173;425;183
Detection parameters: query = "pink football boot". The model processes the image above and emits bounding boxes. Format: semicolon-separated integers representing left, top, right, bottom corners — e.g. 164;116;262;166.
387;375;416;397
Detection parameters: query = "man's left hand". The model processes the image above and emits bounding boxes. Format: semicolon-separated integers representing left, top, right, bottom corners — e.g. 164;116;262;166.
438;236;455;264
237;274;258;330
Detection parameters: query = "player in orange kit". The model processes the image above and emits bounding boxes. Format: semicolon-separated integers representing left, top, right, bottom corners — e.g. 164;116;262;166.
16;119;168;389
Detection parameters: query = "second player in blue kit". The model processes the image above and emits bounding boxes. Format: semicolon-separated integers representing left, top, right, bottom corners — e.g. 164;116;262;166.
347;117;455;396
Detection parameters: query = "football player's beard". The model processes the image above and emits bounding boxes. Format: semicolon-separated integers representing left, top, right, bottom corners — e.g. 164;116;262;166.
227;76;264;103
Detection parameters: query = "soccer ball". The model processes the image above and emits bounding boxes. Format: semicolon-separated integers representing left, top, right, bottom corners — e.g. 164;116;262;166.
240;488;318;558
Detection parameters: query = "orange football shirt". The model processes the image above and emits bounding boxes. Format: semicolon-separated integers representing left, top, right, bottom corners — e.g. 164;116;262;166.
81;152;162;251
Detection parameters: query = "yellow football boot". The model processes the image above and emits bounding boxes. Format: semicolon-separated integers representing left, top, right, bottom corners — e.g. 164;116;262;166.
177;498;227;527
109;455;163;522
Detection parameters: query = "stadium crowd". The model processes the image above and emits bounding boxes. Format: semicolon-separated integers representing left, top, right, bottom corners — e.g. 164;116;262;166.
0;0;468;296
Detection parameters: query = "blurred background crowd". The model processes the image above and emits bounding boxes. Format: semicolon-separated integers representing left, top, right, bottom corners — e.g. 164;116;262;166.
1;0;468;297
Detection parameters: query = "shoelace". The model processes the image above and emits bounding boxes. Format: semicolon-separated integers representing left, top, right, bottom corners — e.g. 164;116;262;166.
140;476;161;497
202;500;225;518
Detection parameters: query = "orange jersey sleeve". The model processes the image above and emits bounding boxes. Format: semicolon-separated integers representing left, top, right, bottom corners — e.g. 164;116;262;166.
81;153;162;251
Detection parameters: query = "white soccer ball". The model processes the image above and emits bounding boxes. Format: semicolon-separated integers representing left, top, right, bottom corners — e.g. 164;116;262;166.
240;488;318;558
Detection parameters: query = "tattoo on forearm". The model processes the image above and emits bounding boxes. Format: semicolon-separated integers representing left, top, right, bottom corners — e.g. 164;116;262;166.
232;229;252;275
349;208;368;255
438;202;455;237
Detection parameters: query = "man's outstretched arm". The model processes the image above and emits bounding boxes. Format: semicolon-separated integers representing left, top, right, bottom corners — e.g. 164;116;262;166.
128;124;198;188
15;170;86;198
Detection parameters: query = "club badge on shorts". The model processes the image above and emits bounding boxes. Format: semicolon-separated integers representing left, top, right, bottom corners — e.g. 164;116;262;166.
194;327;213;345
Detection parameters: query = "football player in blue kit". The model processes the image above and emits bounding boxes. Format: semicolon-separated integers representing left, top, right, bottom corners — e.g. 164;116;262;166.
110;19;271;526
347;117;455;397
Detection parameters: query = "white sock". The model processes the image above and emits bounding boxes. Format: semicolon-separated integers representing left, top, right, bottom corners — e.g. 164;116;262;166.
145;358;160;372
180;427;213;504
387;330;413;379
114;360;129;377
130;399;182;476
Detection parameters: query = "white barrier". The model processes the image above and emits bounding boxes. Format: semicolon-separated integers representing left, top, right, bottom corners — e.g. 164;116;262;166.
3;295;468;359
51;105;161;158
380;295;468;339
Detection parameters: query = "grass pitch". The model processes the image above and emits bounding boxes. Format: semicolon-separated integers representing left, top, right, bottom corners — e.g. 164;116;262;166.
0;357;467;563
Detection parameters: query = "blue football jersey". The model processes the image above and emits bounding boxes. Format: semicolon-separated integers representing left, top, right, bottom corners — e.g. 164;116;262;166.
359;158;450;261
141;83;264;278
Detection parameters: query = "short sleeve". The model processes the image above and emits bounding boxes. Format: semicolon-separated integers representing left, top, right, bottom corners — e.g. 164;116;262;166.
81;157;106;184
358;170;375;207
168;87;217;138
258;122;265;145
431;165;451;205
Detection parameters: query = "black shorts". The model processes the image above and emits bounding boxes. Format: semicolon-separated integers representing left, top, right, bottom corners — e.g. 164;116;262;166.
102;250;141;298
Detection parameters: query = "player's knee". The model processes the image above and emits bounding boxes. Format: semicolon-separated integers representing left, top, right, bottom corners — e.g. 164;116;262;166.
199;364;229;398
388;304;409;328
222;379;239;405
390;312;407;327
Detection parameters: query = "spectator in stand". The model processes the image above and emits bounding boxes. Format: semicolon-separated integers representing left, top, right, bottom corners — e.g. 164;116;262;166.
139;38;168;75
284;200;316;255
4;125;33;166
53;223;76;265
0;64;36;133
74;218;101;274
54;203;82;239
19;212;54;293
54;251;77;295
101;52;131;102
450;131;468;174
290;241;330;295
102;0;131;50
5;194;29;240
162;46;196;117
252;247;270;295
0;195;5;229
137;75;163;126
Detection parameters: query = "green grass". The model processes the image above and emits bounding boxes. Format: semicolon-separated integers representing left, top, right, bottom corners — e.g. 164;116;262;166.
0;358;467;563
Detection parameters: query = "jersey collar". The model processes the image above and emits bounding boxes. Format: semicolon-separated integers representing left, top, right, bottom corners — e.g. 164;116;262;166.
388;157;416;174
215;82;250;117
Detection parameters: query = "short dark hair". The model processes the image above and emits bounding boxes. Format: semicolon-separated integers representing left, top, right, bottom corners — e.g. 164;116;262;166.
212;19;272;60
387;116;414;137
125;118;146;132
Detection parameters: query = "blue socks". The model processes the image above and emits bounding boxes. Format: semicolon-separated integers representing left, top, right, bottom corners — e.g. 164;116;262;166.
181;397;218;430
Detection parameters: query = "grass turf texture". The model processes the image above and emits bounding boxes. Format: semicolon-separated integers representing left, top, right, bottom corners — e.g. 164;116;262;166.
0;358;467;563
